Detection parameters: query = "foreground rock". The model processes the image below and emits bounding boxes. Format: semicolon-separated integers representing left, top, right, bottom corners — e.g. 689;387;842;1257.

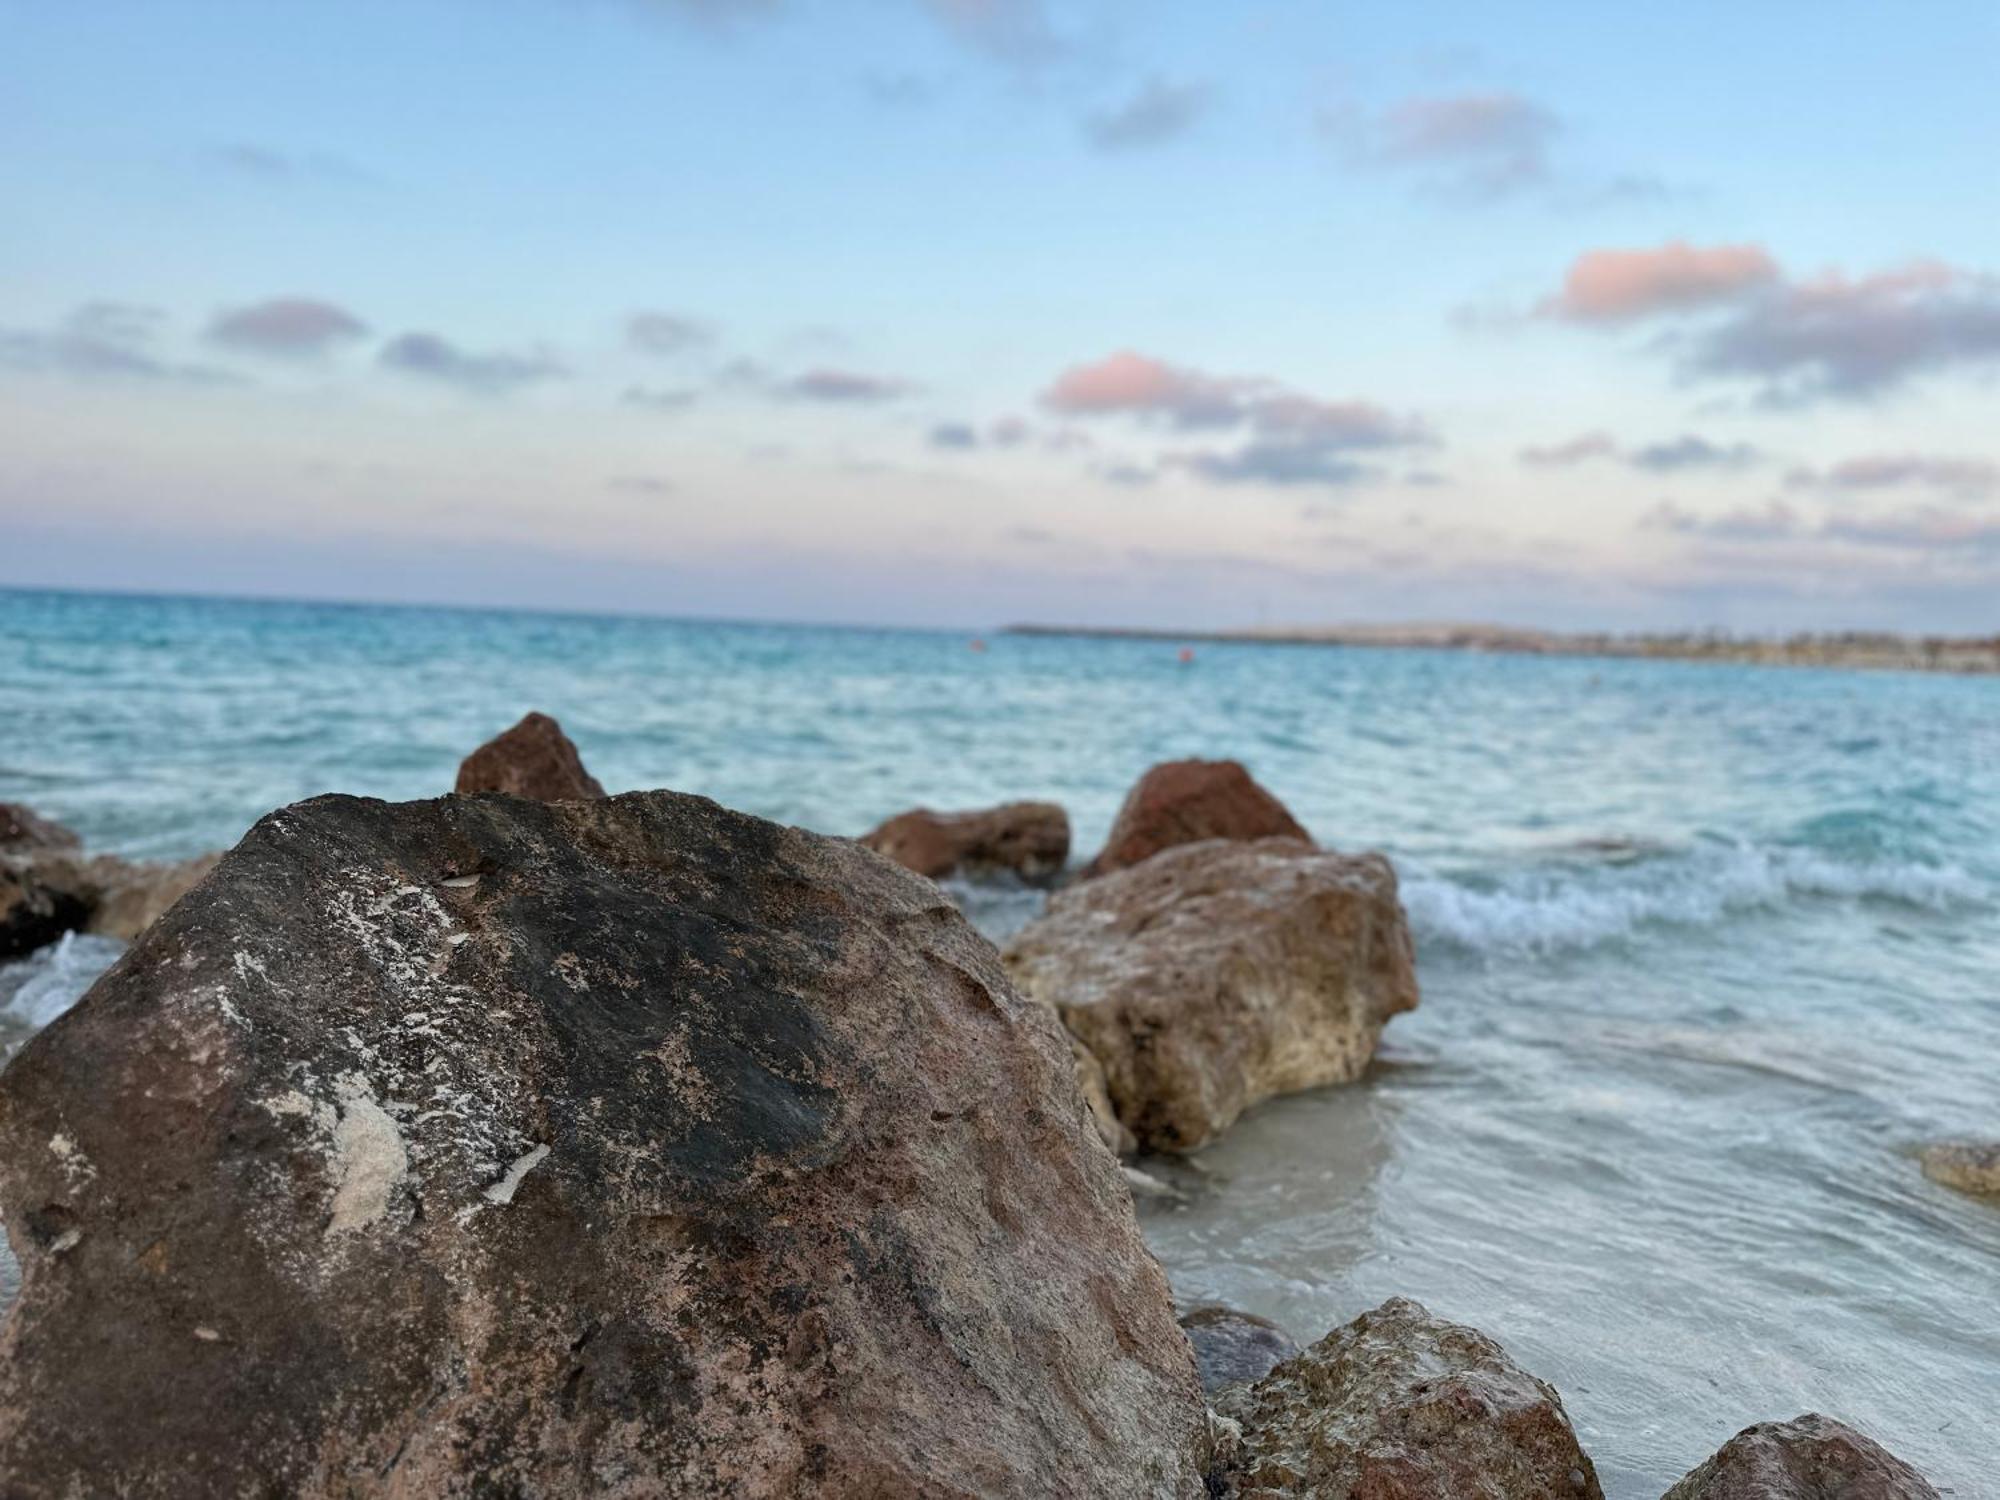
860;801;1070;884
1084;759;1309;878
454;710;606;800
1005;838;1418;1152
0;790;1206;1497
1215;1297;1602;1498
1660;1414;1938;1499
1918;1139;2000;1196
1180;1306;1300;1396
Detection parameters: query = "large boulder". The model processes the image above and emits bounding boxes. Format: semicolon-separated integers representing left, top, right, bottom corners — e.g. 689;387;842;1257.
454;710;606;801
860;801;1070;885
1918;1139;2000;1196
0;790;1207;1497
1084;760;1308;879
1214;1297;1602;1498
1659;1414;1939;1499
1004;838;1418;1153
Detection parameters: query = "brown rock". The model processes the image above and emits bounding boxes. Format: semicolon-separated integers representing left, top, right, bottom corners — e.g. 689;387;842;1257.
82;852;222;941
0;789;1206;1497
1660;1414;1939;1499
1180;1306;1300;1395
1084;759;1309;878
454;711;606;801
860;801;1070;884
0;804;81;854
1215;1296;1602;1499
1918;1139;2000;1196
0;857;94;960
1004;838;1418;1152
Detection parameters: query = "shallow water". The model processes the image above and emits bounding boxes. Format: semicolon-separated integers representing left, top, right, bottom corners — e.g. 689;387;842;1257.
2;587;1996;1495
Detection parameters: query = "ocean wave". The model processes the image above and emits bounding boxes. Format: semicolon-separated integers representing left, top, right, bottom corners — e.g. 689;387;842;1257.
1402;842;1989;957
0;932;123;1046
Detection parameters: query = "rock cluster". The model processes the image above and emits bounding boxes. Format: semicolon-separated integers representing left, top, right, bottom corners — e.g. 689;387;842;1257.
1083;758;1309;878
1660;1414;1940;1499
0;802;218;959
454;711;606;801
860;800;1070;884
0;789;1207;1497
1006;836;1418;1152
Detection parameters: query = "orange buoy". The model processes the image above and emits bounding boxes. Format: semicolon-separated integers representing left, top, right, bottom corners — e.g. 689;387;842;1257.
1177;646;1195;664
969;638;988;653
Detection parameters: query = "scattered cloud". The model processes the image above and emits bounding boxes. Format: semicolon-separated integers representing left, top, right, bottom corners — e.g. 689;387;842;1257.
377;332;565;392
1044;350;1429;489
1822;507;2000;552
915;0;1066;68
0;303;238;385
1082;78;1212;150
1629;434;1762;472
1097;462;1156;486
622;385;700;412
207;297;368;358
1540;240;1779;323
1541;243;2000;402
606;475;677;495
1519;431;1619;467
207;143;366;182
1373;90;1558;195
625;311;713;356
862;71;933;107
928;421;979;449
1786;453;1997;498
780;367;912;402
1643;500;1801;541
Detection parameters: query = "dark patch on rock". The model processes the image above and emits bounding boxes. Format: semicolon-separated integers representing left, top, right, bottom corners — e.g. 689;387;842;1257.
0;789;1206;1496
1179;1305;1300;1395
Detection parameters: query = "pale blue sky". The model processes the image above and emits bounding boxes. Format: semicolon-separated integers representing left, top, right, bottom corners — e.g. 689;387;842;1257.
5;1;1999;629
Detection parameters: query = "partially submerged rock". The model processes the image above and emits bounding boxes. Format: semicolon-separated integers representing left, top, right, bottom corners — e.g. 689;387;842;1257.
1918;1139;2000;1196
0;790;1207;1497
0;858;93;960
0;803;81;853
1660;1414;1939;1499
1215;1297;1602;1498
0;845;220;959
1180;1305;1300;1395
1005;838;1418;1152
454;710;606;801
860;801;1070;884
1084;759;1309;878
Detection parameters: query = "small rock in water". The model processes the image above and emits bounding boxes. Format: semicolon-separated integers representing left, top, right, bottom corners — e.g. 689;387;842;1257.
860;801;1070;884
0;788;1207;1496
1083;759;1309;879
1213;1296;1603;1498
1178;1305;1300;1395
0;804;82;853
1005;837;1418;1153
1659;1413;1940;1499
453;710;606;801
1918;1139;2000;1196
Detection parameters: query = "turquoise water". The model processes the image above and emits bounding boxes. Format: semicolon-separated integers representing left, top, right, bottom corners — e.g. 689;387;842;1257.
2;586;1997;1495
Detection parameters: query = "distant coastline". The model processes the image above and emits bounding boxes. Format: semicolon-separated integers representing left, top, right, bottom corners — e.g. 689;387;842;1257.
1003;621;2000;675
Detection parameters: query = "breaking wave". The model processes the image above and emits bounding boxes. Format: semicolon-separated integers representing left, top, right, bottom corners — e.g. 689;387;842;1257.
1402;841;1989;957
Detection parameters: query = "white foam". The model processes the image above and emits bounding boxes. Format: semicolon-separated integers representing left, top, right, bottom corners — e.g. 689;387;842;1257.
1403;842;1989;957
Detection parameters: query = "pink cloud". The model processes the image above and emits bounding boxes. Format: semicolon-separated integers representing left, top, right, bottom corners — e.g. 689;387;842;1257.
1041;350;1246;428
1542;240;1779;323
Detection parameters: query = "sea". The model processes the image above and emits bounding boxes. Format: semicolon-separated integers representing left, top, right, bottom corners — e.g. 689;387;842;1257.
1;586;1995;1497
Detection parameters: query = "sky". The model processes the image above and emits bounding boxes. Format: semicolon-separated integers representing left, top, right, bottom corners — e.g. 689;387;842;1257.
4;0;2000;632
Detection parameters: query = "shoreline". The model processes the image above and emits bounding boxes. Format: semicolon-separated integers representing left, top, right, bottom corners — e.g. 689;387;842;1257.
1002;622;2000;676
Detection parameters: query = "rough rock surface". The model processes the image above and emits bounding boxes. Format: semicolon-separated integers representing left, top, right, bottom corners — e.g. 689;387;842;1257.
0;843;220;959
1005;838;1418;1152
82;851;222;941
0;857;94;960
1180;1306;1300;1395
0;790;1206;1498
1073;1034;1137;1157
1660;1414;1939;1499
1215;1297;1602;1499
454;710;606;801
1084;760;1309;878
1918;1139;2000;1196
860;801;1070;884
